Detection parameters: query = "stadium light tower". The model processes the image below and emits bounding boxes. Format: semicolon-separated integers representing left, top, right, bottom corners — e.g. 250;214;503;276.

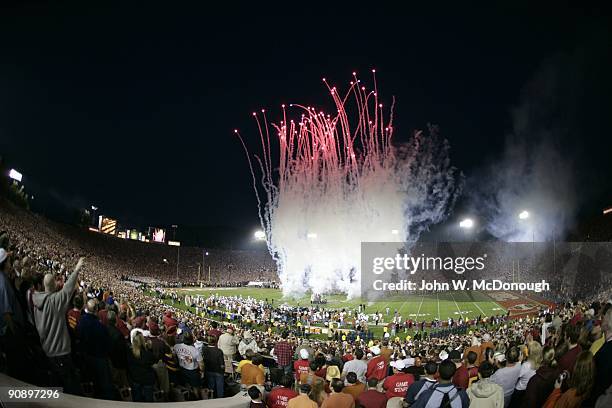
254;230;266;240
459;218;474;229
518;210;529;220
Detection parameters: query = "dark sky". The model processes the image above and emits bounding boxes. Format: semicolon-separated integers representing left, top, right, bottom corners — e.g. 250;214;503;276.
1;3;611;235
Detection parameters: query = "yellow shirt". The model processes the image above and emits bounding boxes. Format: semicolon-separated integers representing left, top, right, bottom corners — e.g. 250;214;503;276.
237;359;264;373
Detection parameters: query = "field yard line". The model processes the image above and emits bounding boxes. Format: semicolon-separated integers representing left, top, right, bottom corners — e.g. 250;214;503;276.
471;300;488;317
449;291;464;318
398;295;411;319
436;292;441;320
416;292;426;317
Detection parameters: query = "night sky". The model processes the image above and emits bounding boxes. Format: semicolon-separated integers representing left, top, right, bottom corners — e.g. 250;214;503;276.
1;3;611;241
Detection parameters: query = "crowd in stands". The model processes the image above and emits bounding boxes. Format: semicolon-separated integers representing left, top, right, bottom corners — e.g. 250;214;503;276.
1;197;612;407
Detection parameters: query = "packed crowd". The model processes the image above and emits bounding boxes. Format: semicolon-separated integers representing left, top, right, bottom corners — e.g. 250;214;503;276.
1;198;612;407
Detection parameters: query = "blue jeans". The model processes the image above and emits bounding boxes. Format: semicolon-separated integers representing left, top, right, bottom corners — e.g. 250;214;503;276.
206;371;224;398
132;383;154;402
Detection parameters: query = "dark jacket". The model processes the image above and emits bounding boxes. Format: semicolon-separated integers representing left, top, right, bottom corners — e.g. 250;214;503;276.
77;312;111;358
108;324;128;369
522;365;558;408
202;345;225;374
127;348;157;385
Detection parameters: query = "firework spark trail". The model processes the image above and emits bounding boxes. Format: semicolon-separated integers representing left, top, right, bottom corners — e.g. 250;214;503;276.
236;71;460;298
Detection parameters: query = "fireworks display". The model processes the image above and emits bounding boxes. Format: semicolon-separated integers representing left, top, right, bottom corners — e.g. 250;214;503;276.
237;71;461;298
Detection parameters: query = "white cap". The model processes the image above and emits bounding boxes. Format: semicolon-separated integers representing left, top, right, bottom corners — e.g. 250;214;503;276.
439;351;449;361
403;357;415;368
370;346;381;356
390;360;406;370
300;349;309;359
494;352;506;363
483;333;491;342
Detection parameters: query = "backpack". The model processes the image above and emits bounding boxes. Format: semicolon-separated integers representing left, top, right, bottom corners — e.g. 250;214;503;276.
432;384;459;408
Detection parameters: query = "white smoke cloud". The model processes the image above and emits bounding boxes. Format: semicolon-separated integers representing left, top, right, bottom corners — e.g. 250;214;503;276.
473;55;580;242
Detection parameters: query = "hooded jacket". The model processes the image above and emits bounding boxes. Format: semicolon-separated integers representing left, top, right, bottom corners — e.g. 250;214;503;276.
32;268;79;357
467;379;504;408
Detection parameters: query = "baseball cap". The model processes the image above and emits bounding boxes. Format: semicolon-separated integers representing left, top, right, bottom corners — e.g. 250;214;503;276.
390;360;406;370
370;346;381;356
300;349;309;359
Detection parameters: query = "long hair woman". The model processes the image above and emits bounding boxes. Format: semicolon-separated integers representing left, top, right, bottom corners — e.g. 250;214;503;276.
127;332;157;402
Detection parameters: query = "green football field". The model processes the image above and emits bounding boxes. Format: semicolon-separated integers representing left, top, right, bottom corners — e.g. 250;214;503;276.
175;287;507;321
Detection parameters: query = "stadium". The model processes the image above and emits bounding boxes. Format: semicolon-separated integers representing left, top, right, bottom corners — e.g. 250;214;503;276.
1;4;612;408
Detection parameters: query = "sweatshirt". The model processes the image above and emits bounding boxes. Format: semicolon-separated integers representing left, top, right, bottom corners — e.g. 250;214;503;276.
467;379;504;408
32;268;79;357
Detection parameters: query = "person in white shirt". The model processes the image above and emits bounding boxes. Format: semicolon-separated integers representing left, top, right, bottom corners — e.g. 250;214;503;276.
491;347;522;407
173;333;205;399
342;348;367;384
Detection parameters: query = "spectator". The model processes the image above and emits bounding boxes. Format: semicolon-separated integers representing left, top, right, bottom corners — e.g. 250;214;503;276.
248;385;266;407
510;341;542;407
173;332;205;399
490;346;521;407
242;354;266;386
294;349;311;382
466;361;504;408
31;257;83;394
557;324;582;374
202;335;225;398
366;346;388;382
523;346;559;408
239;330;260;358
273;331;294;375
288;384;317;408
0;248;27;381
218;326;239;374
267;374;298;408
453;350;479;390
342;348;367;384
592;308;612;401
542;351;594;408
342;371;365;402
106;310;128;389
357;377;388;408
127;332;156;402
207;320;222;340
411;360;469;408
321;378;354;408
383;359;415;403
77;298;115;399
404;361;438;406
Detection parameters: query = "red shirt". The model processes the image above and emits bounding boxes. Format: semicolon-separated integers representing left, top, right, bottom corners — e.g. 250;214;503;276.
294;359;310;381
366;356;388;381
98;309;108;326
558;345;582;374
357;389;388;408
453;365;478;389
267;386;298;408
116;318;129;338
383;373;414;398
